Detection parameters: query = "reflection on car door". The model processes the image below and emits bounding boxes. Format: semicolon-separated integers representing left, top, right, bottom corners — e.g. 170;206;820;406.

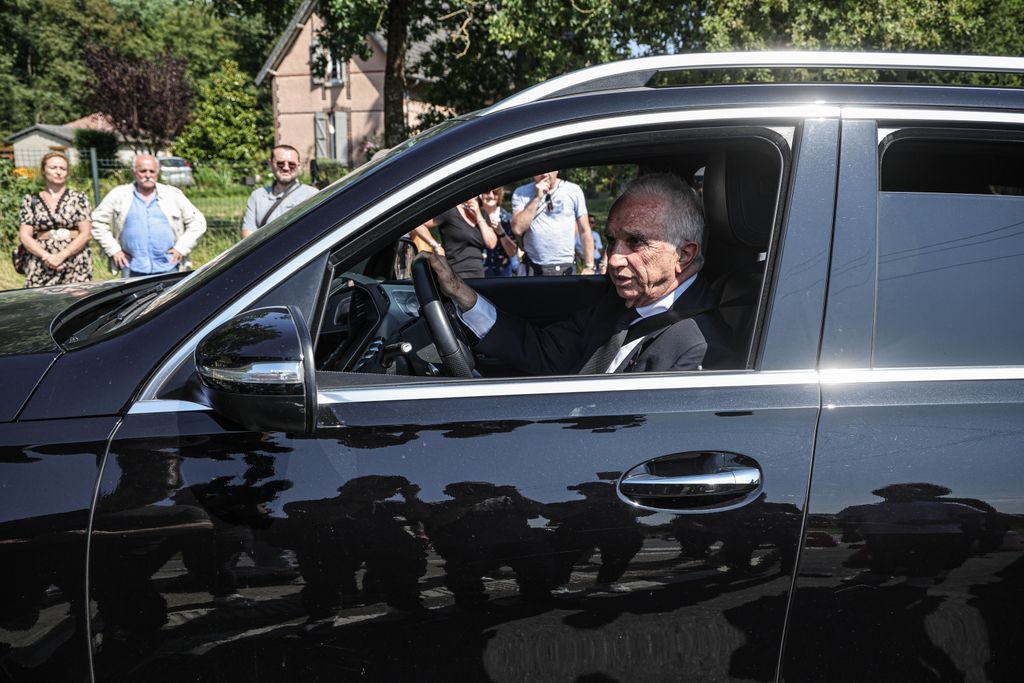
784;118;1024;681
89;118;838;682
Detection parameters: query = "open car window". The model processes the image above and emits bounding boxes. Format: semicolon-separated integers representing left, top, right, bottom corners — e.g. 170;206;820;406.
307;127;788;386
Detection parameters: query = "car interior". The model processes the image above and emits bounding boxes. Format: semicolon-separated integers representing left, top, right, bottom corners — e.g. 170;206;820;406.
310;128;789;384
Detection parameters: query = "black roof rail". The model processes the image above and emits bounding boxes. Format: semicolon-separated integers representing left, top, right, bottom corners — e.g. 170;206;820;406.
484;51;1024;114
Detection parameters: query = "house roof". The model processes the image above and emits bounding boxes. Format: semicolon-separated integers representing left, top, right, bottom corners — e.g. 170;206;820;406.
65;113;116;132
256;0;315;86
5;124;74;144
255;0;431;86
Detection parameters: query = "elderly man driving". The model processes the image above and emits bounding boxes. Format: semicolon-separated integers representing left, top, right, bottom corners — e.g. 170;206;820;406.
427;172;735;374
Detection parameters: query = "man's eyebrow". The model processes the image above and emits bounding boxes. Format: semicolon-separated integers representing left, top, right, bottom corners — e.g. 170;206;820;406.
614;228;650;242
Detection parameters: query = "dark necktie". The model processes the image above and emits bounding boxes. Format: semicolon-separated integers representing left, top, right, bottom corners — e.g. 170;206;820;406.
578;307;640;374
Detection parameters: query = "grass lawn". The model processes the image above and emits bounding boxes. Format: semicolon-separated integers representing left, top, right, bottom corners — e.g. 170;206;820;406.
1;227;241;291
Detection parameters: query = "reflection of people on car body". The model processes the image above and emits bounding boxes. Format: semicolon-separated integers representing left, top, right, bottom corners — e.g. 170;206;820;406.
428;173;735;374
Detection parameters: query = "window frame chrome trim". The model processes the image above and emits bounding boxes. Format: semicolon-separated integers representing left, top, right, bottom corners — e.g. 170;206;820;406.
842;107;1024;126
819;367;1024;384
317;370;818;405
137;105;828;402
128;366;1024;415
131;399;210;414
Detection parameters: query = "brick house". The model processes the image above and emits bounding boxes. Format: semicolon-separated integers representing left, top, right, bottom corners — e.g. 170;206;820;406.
256;0;430;169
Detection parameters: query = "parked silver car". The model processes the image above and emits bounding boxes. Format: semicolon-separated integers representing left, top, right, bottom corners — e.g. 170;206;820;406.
157;155;194;187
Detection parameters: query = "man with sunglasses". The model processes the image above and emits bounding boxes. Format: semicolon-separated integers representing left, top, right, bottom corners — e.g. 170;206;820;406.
511;171;595;276
241;145;319;238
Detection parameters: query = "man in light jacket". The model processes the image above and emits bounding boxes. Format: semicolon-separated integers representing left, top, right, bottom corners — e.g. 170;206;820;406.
92;154;207;277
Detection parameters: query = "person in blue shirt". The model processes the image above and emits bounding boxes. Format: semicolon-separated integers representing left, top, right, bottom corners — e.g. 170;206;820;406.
479;187;519;277
92;154;207;277
577;214;606;274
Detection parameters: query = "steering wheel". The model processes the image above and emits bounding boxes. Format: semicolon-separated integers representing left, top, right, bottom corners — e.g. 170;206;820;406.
411;255;475;377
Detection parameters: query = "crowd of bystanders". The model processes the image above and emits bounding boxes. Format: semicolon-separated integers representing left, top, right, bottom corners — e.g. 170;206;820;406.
14;148;609;289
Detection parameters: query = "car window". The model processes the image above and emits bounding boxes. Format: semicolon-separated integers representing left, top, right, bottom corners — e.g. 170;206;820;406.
874;133;1024;367
314;131;788;383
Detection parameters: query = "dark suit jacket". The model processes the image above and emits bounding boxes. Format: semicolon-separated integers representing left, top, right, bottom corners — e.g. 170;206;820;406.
475;275;736;375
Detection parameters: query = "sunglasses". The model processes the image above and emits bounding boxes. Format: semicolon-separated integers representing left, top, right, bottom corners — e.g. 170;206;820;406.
544;193;554;212
274;161;299;170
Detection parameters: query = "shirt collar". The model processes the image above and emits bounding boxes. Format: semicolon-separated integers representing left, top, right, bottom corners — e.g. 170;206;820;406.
634;273;698;320
133;184;158;201
270;180;298;197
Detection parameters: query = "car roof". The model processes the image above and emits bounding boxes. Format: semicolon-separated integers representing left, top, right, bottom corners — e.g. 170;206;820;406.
484;51;1024;115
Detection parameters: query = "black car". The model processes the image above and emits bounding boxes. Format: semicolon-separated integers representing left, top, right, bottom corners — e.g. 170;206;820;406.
2;51;1024;682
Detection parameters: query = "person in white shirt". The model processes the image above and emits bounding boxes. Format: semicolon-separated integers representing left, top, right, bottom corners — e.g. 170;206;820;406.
511;171;595;276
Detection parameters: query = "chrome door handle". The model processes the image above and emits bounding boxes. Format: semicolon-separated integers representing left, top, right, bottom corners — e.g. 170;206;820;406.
617;451;763;513
619;467;761;498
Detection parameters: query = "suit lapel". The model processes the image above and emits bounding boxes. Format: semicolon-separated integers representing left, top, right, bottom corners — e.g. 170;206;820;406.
615;275;717;373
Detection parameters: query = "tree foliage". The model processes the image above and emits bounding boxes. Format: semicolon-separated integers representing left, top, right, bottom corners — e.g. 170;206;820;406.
0;0;288;139
84;49;193;152
316;0;423;147
0;0;127;134
73;129;120;163
175;60;269;172
409;0;1024;125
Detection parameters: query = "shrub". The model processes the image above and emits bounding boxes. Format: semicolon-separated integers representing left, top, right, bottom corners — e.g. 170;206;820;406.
0;159;36;249
73;129;119;166
312;159;348;188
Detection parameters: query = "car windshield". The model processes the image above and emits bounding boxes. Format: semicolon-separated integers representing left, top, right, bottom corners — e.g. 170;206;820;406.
160;158;186;167
131;116;469;324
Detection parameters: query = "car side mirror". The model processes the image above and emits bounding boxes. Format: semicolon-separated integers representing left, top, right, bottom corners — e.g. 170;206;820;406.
195;305;316;435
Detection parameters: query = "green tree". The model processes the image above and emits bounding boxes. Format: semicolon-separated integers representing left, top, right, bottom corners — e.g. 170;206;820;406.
0;0;128;135
315;0;426;147
175;60;269;173
409;0;629;131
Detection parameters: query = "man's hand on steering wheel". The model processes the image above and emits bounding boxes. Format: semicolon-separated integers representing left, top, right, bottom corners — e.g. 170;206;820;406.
426;252;478;311
411;253;476;377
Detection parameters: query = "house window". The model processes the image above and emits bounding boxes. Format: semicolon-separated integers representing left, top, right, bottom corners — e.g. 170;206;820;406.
311;46;346;87
314;112;350;167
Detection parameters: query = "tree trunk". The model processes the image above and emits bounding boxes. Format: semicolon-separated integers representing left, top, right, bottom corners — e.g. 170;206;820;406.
383;0;410;148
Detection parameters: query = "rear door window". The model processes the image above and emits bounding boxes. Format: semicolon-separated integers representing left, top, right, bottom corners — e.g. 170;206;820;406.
874;133;1024;367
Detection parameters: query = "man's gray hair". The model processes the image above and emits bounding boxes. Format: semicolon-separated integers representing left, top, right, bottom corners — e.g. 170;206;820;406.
133;154;158;171
618;172;705;269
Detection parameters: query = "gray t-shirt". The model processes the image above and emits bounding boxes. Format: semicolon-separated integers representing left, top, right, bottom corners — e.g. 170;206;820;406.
242;182;319;232
511;180;587;265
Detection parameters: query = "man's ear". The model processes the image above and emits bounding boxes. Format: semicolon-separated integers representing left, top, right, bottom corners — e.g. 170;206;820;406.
676;241;699;271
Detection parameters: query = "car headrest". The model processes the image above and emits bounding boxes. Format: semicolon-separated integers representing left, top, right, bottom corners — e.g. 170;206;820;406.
703;149;779;251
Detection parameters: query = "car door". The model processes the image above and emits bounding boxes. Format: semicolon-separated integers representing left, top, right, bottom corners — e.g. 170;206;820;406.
783;115;1024;681
89;114;838;682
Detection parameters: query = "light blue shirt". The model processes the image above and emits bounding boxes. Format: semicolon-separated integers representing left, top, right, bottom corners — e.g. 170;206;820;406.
121;188;176;274
511;180;588;265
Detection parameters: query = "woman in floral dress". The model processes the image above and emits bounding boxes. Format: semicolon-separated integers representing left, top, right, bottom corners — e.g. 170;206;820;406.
19;151;93;287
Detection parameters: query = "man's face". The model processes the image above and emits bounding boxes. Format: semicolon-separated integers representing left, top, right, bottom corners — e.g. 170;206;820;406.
271;148;301;185
533;170;558;185
133;156;159;190
605;193;697;308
